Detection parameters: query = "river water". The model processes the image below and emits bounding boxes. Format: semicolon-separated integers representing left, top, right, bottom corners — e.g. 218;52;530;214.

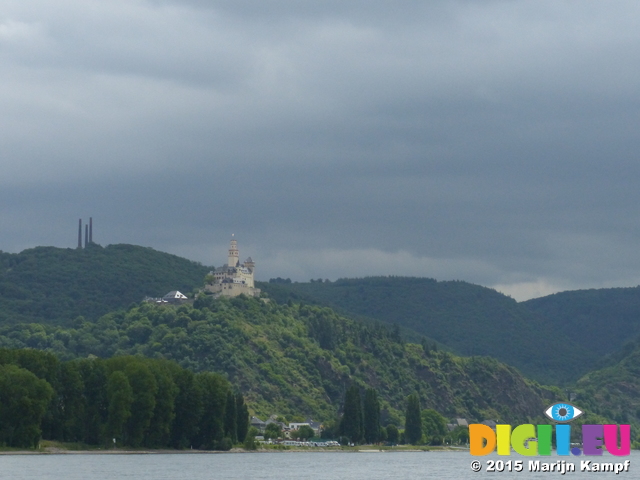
2;450;639;479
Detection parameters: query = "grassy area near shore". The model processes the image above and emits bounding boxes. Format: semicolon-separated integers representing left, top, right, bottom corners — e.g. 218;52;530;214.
0;440;469;455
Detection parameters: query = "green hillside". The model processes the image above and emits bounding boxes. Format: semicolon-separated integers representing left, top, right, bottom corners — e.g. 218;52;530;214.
575;335;640;427
0;295;560;425
0;244;211;326
258;277;593;384
522;286;640;359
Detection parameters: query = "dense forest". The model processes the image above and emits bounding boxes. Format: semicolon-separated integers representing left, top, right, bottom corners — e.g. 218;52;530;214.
258;277;593;383
0;348;247;449
0;296;560;426
3;243;639;385
522;286;640;359
2;245;640;448
0;244;210;326
574;334;640;425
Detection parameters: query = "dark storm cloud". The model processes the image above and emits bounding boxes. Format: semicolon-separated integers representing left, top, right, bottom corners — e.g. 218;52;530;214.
2;0;640;299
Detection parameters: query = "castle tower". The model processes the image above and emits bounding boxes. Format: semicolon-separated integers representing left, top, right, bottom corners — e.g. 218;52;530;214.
204;236;261;298
228;237;239;267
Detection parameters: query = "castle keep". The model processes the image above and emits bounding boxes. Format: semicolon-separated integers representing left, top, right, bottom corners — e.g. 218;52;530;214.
205;237;261;298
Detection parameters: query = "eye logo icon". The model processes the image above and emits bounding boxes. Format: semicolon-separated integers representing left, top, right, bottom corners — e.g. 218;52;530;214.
544;403;583;423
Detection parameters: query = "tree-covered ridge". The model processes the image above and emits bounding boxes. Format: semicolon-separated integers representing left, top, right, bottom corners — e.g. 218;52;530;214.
522;286;640;359
0;244;211;326
574;335;640;427
0;348;247;449
0;296;559;425
258;276;593;383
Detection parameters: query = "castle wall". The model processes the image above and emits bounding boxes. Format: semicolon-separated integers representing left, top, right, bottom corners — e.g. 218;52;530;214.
205;281;260;298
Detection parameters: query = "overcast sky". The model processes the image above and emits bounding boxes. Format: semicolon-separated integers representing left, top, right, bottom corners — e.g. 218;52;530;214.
2;1;640;300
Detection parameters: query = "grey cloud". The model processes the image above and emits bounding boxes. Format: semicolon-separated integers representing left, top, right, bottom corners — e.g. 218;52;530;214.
2;1;640;300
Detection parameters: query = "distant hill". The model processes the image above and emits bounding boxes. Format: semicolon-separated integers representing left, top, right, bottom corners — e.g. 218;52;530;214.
0;244;211;326
0;295;561;425
522;287;640;359
258;277;594;384
575;334;640;426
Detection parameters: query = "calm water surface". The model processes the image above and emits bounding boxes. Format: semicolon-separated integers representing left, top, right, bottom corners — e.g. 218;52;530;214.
2;451;640;479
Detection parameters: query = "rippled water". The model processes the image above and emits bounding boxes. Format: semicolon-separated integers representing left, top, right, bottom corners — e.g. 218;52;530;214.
2;450;639;479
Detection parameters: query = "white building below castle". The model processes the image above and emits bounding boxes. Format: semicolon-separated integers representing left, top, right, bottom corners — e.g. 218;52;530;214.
204;237;261;298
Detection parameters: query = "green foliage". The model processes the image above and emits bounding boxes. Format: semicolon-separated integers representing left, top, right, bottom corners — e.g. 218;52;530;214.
106;371;133;443
363;388;380;444
235;393;249;443
0;364;53;447
123;361;157;447
224;391;238;443
340;385;363;444
243;427;259;450
296;425;315;440
448;425;469;445
574;339;640;429
320;419;338;440
263;423;282;440
145;361;179;447
386;424;399;444
258;277;595;383
421;409;447;445
51;360;85;442
0;349;242;450
404;393;422;445
523;286;640;361
0;244;210;327
0;296;561;426
195;372;229;449
170;368;203;449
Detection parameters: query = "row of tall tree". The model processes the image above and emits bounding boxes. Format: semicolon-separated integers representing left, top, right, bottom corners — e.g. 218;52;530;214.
0;348;248;449
338;385;382;444
338;386;466;446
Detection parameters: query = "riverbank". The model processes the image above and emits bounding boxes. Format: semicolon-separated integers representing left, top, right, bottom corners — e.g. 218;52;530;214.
0;441;468;455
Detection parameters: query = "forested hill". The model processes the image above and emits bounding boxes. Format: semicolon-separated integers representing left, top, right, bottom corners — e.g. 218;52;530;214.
574;335;640;426
0;296;560;426
0;244;211;326
522;286;640;359
258;277;593;384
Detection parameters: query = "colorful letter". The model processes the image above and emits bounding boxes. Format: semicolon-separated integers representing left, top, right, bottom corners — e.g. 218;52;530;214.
603;425;630;456
496;424;511;455
556;424;571;456
511;424;536;456
469;424;496;456
537;424;552;456
582;425;604;456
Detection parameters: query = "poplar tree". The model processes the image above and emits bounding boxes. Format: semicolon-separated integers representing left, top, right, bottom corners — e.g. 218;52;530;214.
124;361;158;447
106;371;133;444
195;372;228;449
170;368;203;449
404;393;422;445
223;391;237;443
235;393;249;443
339;385;363;443
363;388;380;444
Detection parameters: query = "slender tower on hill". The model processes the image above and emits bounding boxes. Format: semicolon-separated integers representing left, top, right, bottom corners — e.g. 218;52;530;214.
77;218;95;248
228;236;239;267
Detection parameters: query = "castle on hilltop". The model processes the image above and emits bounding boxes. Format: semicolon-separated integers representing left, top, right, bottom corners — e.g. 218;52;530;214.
204;237;261;298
